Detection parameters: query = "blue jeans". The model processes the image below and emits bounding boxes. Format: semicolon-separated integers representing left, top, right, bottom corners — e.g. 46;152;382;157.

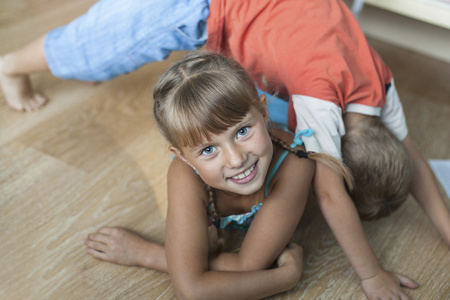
44;0;210;81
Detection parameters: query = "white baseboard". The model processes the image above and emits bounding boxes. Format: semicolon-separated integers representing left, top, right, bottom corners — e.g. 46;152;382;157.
354;3;450;64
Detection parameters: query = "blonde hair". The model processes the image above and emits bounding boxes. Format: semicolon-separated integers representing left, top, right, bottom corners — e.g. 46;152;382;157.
342;116;411;220
269;133;354;191
153;51;259;149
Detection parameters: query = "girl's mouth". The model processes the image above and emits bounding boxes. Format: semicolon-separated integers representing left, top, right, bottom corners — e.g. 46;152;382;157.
228;162;258;184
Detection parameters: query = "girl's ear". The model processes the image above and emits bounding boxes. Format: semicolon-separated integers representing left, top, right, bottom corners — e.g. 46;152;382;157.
257;94;269;124
169;146;194;168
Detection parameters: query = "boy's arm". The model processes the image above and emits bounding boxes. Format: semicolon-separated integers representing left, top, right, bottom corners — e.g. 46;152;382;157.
402;135;450;246
314;162;418;298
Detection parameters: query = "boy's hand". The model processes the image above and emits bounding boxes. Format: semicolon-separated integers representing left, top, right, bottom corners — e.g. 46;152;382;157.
361;270;419;300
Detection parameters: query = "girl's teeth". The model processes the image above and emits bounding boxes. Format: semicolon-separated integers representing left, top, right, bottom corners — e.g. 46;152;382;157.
232;164;255;180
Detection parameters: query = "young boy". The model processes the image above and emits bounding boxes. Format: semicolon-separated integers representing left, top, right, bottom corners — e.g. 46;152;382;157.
1;0;449;298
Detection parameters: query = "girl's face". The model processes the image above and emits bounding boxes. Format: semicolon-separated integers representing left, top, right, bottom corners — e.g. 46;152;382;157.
173;100;273;196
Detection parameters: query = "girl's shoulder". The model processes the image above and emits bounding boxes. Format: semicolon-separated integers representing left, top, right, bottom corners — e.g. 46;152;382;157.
271;141;315;176
267;128;315;194
168;156;209;208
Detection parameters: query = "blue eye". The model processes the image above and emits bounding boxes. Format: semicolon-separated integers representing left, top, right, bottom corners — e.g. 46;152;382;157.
237;126;249;138
201;146;216;155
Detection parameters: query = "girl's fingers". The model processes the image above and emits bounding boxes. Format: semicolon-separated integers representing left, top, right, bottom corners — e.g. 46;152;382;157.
85;239;108;253
98;226;125;236
395;273;419;289
87;232;111;244
87;248;109;261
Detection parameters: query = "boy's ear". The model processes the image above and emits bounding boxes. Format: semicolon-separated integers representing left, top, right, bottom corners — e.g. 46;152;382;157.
169;146;194;168
258;93;267;104
258;94;269;124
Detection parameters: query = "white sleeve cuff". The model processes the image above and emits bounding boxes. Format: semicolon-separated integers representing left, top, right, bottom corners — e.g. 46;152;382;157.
292;95;345;160
380;79;408;141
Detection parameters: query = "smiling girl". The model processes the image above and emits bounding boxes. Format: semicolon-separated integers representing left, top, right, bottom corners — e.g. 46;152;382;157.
84;51;353;299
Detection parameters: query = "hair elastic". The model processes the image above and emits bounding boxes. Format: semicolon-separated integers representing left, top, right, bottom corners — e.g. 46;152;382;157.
295;150;309;159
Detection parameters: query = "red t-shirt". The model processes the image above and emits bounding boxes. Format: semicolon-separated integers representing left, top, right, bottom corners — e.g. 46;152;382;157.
206;0;392;132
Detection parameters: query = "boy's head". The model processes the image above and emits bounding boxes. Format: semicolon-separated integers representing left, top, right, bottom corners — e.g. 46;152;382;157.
342;114;412;221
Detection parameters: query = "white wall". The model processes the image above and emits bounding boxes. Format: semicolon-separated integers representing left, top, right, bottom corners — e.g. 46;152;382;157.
345;0;450;64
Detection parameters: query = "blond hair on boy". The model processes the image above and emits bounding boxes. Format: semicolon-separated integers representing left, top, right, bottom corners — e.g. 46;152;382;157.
342;115;412;220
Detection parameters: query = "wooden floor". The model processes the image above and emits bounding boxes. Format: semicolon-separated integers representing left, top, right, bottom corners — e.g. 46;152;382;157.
1;1;449;299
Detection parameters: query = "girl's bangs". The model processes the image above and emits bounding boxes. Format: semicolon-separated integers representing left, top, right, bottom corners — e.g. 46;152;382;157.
170;76;255;148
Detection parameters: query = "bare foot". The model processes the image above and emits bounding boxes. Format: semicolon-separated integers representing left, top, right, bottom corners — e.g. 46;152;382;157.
0;56;47;112
84;227;167;271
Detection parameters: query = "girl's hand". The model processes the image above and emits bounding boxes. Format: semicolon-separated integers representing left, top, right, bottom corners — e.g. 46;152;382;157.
276;243;303;287
84;227;167;271
84;227;148;266
361;270;419;300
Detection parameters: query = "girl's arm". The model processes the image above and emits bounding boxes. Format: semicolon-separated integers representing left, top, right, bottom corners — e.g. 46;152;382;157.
402;135;450;246
209;143;316;271
85;150;306;284
313;162;418;299
166;157;303;300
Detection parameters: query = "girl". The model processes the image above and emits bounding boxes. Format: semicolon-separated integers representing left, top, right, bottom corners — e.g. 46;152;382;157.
84;51;353;299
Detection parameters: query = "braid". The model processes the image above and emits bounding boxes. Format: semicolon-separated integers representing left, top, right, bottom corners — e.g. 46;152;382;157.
308;152;354;192
207;185;219;226
269;132;295;154
206;185;224;255
269;132;354;192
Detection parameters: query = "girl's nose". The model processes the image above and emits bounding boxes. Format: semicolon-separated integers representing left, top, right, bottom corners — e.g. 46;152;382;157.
224;145;247;169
